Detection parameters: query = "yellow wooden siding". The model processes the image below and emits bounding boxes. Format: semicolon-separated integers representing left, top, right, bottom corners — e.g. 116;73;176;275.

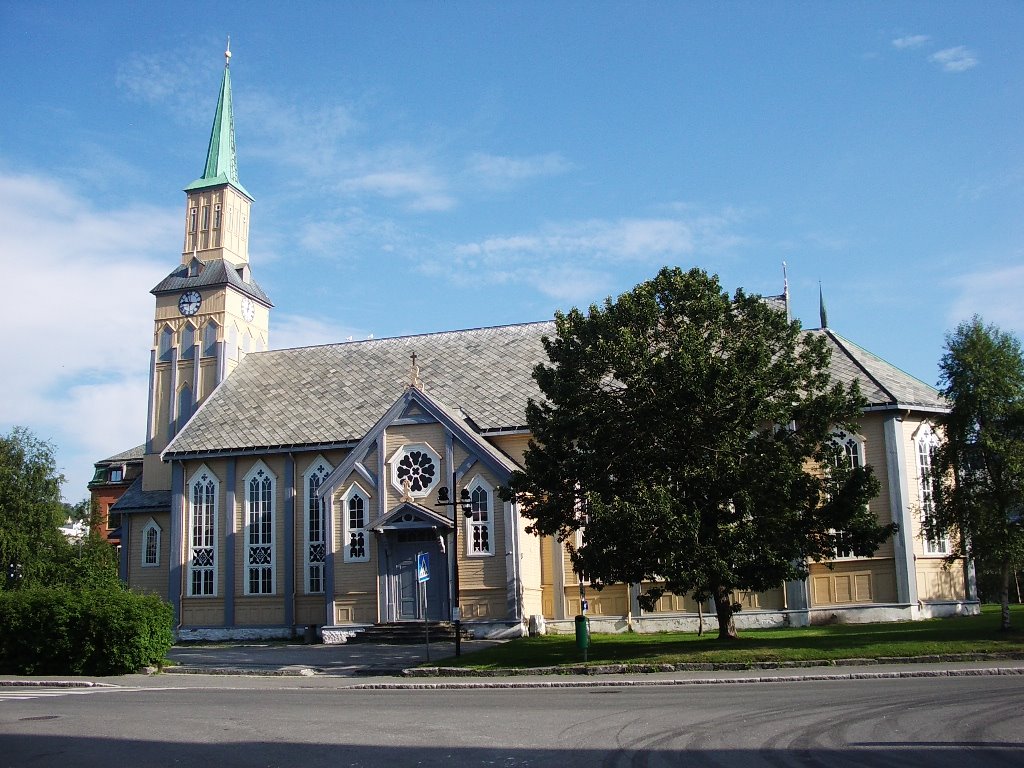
235;598;285;625
859;414;896;559
518;520;545;616
334;595;378;624
809;559;896;605
916;559;966;601
127;513;171;597
488;434;531;467
295;597;326;625
566;584;629;616
460;588;507;619
181;599;224;626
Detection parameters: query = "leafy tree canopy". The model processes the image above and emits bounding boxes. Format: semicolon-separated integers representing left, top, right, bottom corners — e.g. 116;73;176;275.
506;267;889;638
0;428;119;590
928;317;1024;630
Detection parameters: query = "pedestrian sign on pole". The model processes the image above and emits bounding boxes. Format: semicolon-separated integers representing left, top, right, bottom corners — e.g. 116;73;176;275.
417;552;430;583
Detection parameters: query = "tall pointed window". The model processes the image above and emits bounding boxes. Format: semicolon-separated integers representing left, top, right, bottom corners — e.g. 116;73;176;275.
466;476;495;557
303;458;333;593
831;431;866;559
916;426;948;555
158;325;174;362
343;484;370;563
244;462;275;595
187;466;218;596
202;320;219;358
176;383;193;435
180;323;196;360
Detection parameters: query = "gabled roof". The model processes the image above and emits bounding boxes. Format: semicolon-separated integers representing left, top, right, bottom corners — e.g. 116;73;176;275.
97;443;145;465
162;319;946;459
814;329;947;411
150;258;272;306
315;384;521;505
163;321;552;457
109;476;172;515
374;501;455;531
184;59;251;199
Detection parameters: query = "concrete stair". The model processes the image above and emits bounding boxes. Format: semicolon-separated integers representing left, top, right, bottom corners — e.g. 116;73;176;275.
348;621;471;644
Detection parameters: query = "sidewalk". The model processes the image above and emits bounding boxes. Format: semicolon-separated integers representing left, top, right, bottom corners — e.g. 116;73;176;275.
163;638;504;677
3;642;1024;690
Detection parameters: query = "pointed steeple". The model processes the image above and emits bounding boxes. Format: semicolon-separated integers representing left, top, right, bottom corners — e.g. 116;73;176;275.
819;282;829;329
184;39;251;199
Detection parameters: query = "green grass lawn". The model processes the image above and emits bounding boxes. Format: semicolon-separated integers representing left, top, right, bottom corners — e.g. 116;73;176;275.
444;604;1024;669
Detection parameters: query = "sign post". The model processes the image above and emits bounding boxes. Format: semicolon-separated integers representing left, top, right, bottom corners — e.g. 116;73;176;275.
417;552;430;660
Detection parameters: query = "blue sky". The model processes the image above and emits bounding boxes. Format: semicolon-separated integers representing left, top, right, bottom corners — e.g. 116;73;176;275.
2;2;1022;500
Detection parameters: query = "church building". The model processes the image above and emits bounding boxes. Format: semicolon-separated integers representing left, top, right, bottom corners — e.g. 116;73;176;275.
110;50;976;641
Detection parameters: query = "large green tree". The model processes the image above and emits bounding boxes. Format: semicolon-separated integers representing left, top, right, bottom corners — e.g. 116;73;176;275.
927;317;1024;631
506;267;889;638
0;427;68;589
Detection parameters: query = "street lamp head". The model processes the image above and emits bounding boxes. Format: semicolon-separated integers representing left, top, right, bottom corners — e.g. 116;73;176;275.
460;488;473;517
437;486;450;503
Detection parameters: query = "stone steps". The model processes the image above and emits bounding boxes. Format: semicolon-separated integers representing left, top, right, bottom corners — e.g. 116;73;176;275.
348;621;471;644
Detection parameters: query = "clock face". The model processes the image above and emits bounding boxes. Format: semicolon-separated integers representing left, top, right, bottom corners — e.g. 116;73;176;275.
178;290;202;316
241;297;255;323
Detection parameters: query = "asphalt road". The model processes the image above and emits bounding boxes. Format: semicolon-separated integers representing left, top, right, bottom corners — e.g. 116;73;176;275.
2;675;1022;767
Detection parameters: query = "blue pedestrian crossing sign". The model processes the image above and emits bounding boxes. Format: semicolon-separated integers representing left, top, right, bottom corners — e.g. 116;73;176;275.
416;552;430;583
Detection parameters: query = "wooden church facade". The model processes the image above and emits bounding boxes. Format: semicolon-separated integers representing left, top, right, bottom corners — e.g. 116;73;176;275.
110;50;975;641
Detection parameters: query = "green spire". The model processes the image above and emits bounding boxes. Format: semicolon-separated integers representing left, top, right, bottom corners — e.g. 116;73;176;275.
819;282;829;329
184;41;251;198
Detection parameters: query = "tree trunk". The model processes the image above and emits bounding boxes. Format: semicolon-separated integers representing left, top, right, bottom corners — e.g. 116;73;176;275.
713;586;737;640
1000;561;1013;632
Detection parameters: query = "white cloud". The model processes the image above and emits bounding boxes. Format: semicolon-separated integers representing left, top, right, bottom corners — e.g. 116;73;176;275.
455;217;696;265
891;35;930;50
929;46;978;73
466;152;572;184
116;47;221;127
243;92;359;177
948;264;1024;332
270;313;369;350
441;208;747;304
0;171;177;499
341;170;456;212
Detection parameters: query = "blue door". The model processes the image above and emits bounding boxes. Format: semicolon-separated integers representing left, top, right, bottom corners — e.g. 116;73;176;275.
392;533;447;621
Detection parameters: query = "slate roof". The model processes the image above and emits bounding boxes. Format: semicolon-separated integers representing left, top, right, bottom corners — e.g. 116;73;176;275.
163;321;554;457
814;329;947;411
98;444;145;464
151;258;272;306
109;476;173;515
163;320;947;459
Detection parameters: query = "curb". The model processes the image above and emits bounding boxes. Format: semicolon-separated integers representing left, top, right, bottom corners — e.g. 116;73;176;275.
404;651;1024;678
0;680;113;689
351;666;1024;689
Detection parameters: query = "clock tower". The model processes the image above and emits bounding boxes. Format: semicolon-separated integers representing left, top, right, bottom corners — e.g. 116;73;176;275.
143;43;272;491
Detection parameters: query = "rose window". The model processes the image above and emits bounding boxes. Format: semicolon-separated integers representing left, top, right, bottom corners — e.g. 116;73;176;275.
396;449;437;493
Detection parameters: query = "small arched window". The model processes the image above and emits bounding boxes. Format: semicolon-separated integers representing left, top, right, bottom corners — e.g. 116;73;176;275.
141;519;161;567
466;476;495;557
342;484;370;563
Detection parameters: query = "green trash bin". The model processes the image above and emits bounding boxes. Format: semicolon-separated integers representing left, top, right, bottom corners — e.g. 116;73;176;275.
574;614;590;652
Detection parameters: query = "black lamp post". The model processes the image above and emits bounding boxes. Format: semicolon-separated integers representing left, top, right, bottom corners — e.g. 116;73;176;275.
436;471;473;656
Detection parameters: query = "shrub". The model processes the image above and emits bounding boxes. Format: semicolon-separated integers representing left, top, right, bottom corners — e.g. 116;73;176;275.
0;586;174;675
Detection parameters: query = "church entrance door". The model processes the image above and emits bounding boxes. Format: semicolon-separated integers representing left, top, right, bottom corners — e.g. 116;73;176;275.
391;531;447;622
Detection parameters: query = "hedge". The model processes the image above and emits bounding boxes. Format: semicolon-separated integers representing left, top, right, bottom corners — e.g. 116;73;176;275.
0;586;174;675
